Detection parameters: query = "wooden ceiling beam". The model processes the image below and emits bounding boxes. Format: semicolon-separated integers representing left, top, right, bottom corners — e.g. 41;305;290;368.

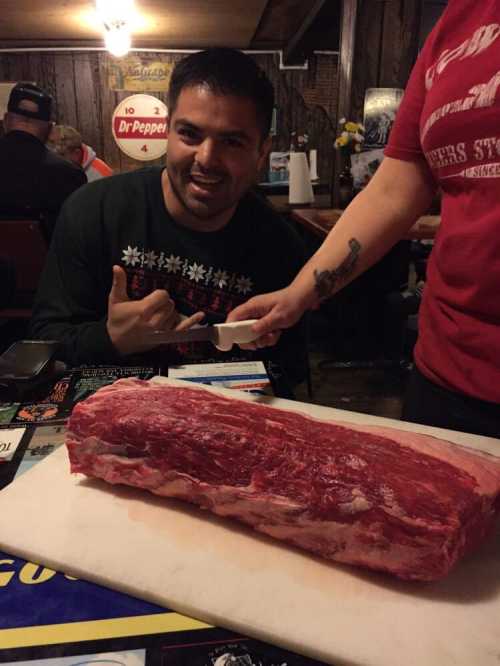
282;0;328;66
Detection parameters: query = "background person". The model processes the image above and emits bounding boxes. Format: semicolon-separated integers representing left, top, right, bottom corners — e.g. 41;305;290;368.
48;125;113;182
0;83;87;237
228;0;500;438
30;49;307;387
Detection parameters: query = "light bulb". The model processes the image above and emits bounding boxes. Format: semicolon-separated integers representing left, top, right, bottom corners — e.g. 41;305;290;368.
104;25;132;58
96;0;135;25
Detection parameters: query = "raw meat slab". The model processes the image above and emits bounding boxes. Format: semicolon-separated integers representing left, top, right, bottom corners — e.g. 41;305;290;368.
0;379;499;665
67;378;500;581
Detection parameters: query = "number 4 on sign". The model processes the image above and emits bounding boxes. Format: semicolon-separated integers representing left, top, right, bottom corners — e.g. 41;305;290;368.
141;145;148;153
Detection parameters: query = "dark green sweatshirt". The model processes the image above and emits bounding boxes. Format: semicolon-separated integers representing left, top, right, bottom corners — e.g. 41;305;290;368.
30;167;307;385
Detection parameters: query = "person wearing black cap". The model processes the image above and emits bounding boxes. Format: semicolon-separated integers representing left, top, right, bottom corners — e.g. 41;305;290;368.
0;82;87;237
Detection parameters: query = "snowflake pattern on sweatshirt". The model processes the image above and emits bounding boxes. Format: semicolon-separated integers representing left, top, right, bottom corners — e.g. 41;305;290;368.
121;245;254;322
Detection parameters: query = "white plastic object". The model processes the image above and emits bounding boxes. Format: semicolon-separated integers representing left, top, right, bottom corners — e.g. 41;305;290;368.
288;152;314;204
213;320;259;352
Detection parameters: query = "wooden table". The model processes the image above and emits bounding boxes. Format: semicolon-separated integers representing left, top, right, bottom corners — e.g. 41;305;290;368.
291;208;441;241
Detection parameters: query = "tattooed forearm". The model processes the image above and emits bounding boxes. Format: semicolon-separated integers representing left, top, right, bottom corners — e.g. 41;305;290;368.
313;238;361;301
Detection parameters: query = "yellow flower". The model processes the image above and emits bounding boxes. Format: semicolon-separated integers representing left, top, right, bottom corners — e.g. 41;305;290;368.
345;121;359;133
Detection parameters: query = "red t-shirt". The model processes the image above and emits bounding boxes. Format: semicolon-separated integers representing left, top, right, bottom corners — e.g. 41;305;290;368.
385;0;500;404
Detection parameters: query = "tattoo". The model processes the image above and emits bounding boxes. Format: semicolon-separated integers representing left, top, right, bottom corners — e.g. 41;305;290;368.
314;238;361;301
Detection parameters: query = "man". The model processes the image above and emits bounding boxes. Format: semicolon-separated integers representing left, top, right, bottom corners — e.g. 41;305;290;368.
0;83;87;236
48;125;113;182
30;49;307;385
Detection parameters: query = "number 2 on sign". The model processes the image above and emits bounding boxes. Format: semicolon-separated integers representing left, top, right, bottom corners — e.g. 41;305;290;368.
141;145;148;153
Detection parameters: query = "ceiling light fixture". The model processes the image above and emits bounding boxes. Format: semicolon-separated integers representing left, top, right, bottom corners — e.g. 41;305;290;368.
104;23;131;58
95;0;135;58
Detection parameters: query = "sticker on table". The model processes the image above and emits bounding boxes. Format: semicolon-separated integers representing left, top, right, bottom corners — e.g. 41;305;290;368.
161;637;322;665
0;549;166;632
14;403;60;423
0;649;146;666
0;403;20;425
168;361;272;394
60;366;156;412
112;94;167;161
0;427;25;461
14;424;66;479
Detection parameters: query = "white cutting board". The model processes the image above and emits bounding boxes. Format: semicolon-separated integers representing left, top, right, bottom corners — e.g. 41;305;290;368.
1;380;500;666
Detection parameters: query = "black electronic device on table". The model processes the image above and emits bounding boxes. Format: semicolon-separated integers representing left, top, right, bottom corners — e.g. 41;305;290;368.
0;340;61;400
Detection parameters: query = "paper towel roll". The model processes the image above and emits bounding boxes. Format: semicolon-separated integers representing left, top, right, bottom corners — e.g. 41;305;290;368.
309;149;318;181
288;152;314;204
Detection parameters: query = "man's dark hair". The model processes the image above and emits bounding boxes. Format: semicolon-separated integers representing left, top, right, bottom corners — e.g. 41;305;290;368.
168;48;274;138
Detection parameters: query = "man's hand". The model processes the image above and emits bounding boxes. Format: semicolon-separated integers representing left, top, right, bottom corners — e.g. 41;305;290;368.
107;265;204;355
226;287;305;350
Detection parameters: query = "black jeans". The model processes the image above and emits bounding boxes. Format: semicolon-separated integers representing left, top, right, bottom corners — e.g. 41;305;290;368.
402;365;500;439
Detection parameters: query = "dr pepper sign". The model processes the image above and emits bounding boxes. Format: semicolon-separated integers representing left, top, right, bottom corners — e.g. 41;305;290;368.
112;94;168;161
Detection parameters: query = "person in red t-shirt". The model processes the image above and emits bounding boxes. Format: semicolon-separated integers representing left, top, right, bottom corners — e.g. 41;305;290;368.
228;0;500;438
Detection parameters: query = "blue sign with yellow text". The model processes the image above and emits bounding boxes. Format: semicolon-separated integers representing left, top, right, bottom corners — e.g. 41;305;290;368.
0;550;165;630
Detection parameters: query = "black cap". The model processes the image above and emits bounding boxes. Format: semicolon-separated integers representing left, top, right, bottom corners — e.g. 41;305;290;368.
7;82;52;121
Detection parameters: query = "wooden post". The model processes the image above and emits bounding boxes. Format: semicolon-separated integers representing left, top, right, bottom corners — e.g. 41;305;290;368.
332;0;358;208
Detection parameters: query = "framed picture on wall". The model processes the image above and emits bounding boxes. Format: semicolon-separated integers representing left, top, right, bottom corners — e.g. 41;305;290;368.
350;147;385;190
363;88;404;148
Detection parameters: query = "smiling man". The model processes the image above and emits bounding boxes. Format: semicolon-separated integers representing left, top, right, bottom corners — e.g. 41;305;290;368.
30;49;307;387
164;85;270;231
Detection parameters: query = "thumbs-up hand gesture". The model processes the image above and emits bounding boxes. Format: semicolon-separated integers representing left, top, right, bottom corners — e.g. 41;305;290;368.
107;265;204;356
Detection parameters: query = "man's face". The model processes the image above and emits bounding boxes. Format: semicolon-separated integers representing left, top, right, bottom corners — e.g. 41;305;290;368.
164;85;270;229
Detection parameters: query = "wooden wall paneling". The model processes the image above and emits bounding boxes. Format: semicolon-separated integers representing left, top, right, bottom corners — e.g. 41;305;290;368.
0;54;11;80
307;103;335;184
351;0;385;123
253;52;336;184
73;53;102;158
53;53;78;129
285;70;310;143
91;52;106;161
0;53;30;82
337;0;358;121
27;53;57;111
352;0;422;123
296;55;337;183
98;53;122;172
379;0;420;87
254;52;288;152
0;52;57;114
0;50;339;183
333;0;358;207
15;53;32;81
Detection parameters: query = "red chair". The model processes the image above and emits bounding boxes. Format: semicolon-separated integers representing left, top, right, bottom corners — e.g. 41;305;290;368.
0;219;48;319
